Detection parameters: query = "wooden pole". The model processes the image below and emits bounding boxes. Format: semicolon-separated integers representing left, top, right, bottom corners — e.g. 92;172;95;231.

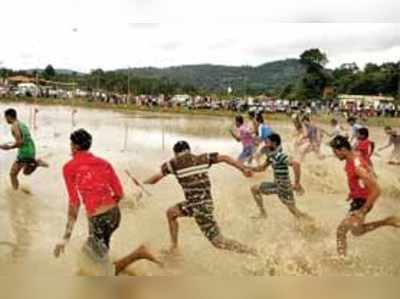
123;122;128;151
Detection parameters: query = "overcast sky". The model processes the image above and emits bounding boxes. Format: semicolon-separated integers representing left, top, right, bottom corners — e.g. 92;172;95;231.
0;0;399;72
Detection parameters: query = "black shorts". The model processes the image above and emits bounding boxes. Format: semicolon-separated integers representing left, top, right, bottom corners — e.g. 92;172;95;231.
349;198;367;213
87;207;121;258
16;158;38;174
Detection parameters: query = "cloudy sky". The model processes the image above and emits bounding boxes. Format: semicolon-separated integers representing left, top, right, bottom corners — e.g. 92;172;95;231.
0;0;399;72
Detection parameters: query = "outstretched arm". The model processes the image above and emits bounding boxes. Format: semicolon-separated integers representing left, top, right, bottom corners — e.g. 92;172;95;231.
143;172;166;185
379;139;393;152
290;159;302;189
248;160;269;173
230;129;241;142
216;155;252;177
0;125;23;150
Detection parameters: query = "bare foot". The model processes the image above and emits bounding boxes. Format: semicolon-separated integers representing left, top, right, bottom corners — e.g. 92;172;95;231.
37;159;49;168
160;246;181;257
20;186;33;195
386;216;400;228
137;245;164;268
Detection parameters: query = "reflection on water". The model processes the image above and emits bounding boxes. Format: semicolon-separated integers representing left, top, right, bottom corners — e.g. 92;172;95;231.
0;102;400;276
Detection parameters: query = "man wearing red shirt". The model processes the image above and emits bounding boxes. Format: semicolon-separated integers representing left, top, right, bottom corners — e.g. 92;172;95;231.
330;136;400;257
54;129;161;275
354;127;375;168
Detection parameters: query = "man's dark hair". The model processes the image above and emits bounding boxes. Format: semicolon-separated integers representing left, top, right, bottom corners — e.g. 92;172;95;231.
330;135;352;151
70;129;92;151
267;133;281;147
347;116;356;124
5;108;17;119
302;115;310;122
358;127;369;139
173;140;191;154
248;111;256;119
235;115;244;125
384;126;392;131
256;113;264;124
331;118;338;125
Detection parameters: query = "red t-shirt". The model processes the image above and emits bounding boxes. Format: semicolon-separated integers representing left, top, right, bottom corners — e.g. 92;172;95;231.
355;139;374;166
345;156;370;199
63;151;123;216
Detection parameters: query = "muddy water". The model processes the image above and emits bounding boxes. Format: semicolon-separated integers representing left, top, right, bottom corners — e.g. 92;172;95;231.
0;102;400;276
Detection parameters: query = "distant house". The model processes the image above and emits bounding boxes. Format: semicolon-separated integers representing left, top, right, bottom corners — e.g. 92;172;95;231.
6;75;36;85
15;83;40;97
338;94;394;109
171;94;190;104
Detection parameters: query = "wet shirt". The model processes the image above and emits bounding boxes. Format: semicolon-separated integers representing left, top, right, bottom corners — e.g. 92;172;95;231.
265;147;291;190
63;151;123;216
161;152;219;203
345;156;370;199
355;139;374;166
238;124;254;146
258;123;273;141
16;121;35;160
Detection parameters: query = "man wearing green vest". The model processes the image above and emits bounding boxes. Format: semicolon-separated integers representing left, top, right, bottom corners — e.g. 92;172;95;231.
1;108;49;190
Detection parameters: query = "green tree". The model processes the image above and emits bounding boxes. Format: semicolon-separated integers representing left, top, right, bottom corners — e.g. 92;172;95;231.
296;48;329;100
300;48;328;69
43;64;56;79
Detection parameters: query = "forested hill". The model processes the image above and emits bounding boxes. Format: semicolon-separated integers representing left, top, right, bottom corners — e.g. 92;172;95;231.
118;59;305;93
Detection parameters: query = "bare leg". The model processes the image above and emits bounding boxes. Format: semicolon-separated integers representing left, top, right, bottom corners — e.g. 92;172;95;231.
166;206;184;253
251;185;267;218
351;216;400;236
114;244;163;275
36;159;49;168
336;213;400;257
286;203;313;221
10;162;24;190
337;220;351;257
211;235;257;256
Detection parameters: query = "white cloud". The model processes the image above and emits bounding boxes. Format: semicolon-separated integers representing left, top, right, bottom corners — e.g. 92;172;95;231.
0;1;399;72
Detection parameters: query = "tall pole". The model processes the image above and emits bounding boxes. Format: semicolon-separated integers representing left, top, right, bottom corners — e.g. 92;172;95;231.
397;60;400;100
127;67;130;104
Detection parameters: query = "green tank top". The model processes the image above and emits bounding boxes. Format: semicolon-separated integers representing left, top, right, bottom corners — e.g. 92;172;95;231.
17;122;36;160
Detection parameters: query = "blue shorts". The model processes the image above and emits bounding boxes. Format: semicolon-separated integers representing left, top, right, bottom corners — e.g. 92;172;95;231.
238;145;255;162
259;182;294;204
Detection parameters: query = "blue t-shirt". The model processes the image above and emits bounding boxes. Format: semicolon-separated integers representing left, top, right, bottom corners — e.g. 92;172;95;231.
259;124;273;140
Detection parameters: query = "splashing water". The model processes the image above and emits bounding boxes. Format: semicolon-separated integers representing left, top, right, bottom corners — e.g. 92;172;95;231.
0;103;400;276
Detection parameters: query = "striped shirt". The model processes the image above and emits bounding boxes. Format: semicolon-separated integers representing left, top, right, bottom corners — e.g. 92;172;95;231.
161;152;219;203
266;147;292;190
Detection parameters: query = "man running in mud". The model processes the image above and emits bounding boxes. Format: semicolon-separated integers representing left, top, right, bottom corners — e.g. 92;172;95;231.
299;115;323;161
0;108;49;190
324;119;348;140
347;116;364;145
54;129;162;275
230;115;255;165
292;113;306;152
330;135;400;257
354;127;375;170
378;126;400;165
253;113;273;166
248;133;313;221
142;140;257;256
